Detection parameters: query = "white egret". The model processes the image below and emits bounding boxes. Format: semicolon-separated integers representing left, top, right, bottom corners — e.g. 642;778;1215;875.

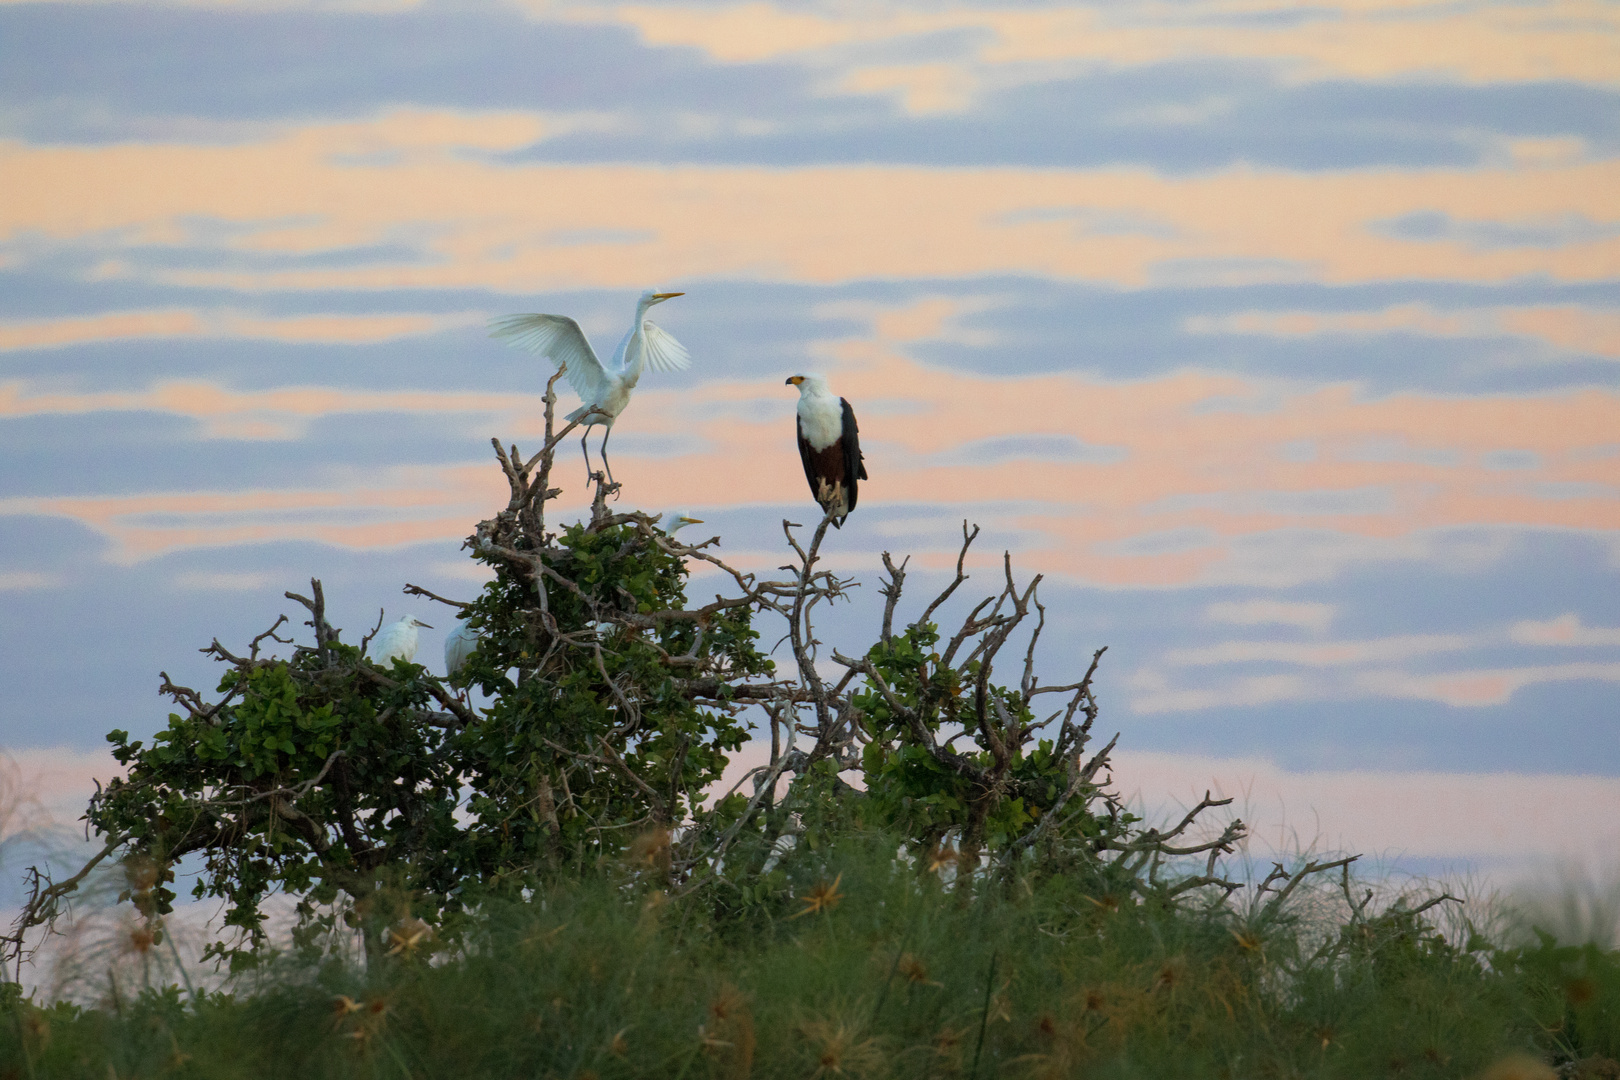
785;374;867;528
444;618;480;678
658;510;704;536
489;290;690;484
371;616;432;665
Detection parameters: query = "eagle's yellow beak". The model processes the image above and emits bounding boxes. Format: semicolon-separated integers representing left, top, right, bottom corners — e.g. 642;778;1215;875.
651;292;684;300
786;375;804;385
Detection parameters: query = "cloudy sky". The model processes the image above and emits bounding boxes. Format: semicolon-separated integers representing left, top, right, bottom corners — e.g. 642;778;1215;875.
2;0;1617;889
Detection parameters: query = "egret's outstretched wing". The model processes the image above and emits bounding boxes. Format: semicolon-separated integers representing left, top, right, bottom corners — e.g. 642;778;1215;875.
488;314;610;403
639;320;691;374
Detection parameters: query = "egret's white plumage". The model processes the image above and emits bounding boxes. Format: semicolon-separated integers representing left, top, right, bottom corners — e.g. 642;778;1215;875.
444;618;480;678
372;616;432;665
659;510;703;535
489;290;689;483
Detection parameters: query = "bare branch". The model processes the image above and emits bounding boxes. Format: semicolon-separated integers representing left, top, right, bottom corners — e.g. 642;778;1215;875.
1256;855;1361;919
402;584;473;612
879;552;909;645
284;579;333;659
249;614;292;660
4;831;129;976
359;607;386;655
916;521;980;631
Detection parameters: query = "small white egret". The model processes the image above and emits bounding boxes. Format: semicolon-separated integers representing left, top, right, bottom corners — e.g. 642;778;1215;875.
489;290;690;484
659;510;704;536
444;618;480;678
371;616;432;665
786;374;867;528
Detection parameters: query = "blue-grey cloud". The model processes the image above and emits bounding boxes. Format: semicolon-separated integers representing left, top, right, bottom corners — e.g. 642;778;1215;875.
514;69;1620;171
4;5;1617;172
1372;210;1620;250
904;278;1620;393
0;4;807;132
4;276;1616;399
0;411;492;498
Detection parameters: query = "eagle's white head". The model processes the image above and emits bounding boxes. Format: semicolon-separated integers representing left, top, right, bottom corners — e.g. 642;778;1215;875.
785;373;833;397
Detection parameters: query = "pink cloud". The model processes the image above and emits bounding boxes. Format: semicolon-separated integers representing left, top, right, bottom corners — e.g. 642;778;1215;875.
1187;303;1620;359
0;309;475;352
1373;662;1620;707
1512;613;1620;647
599;2;1620;90
3;354;1616;576
0;380;534;439
0;310;205;350
1112;749;1620;864
4;118;1617;292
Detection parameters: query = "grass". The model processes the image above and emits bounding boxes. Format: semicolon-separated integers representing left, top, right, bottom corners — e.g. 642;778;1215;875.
5;837;1619;1079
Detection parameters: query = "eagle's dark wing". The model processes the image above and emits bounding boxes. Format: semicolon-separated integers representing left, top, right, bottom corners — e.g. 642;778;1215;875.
840;399;866;515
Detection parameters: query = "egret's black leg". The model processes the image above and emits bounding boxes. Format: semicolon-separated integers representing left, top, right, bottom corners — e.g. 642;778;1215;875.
601;425;617;491
580;430;593;486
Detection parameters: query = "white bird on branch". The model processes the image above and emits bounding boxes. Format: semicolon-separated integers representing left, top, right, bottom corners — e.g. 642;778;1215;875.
786;374;867;528
371;616;432;665
489;290;689;485
444;618;480;678
659;510;704;536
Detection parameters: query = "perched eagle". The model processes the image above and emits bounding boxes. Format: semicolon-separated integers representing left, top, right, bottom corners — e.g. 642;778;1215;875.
786;374;867;528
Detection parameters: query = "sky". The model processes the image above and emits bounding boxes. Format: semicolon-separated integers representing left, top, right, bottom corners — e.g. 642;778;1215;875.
1;0;1618;899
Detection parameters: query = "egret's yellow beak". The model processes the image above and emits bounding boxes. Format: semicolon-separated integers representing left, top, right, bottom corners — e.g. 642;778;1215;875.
686;517;704;525
786;375;804;385
651;292;684;300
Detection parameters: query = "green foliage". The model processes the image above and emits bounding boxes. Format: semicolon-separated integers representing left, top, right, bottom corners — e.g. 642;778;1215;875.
1497;930;1620;1061
96;642;463;966
451;518;765;878
74;500;771;970
857;622;1102;854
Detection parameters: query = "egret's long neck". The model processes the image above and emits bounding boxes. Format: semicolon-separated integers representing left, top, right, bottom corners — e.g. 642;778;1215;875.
616;298;658;379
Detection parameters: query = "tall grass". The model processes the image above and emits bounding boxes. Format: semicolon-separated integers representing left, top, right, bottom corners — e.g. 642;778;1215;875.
1507;864;1620;952
6;834;1618;1078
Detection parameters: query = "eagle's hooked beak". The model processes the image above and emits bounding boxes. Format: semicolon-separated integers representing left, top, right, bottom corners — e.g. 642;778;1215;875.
785;375;805;385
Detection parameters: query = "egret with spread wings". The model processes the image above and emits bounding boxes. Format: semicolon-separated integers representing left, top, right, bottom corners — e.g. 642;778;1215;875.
490;290;689;484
